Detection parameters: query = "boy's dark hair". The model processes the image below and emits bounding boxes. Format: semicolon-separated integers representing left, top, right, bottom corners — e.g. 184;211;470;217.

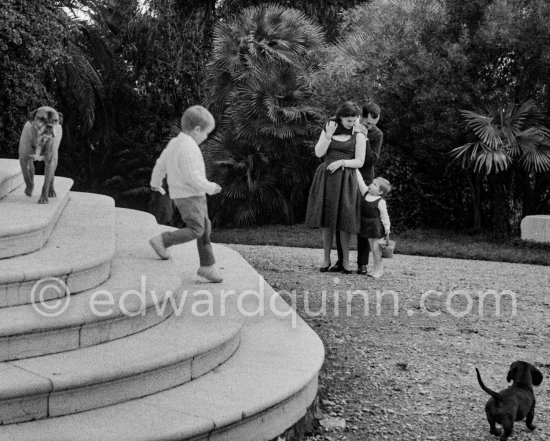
362;102;381;119
181;105;214;132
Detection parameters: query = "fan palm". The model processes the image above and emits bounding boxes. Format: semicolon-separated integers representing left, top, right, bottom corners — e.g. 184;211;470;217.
203;132;293;226
451;99;550;233
203;4;325;227
451;100;550;175
205;3;324;115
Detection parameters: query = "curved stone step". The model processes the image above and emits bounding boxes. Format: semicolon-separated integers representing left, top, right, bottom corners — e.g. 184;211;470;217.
0;243;324;441
0;176;73;259
0;159;23;200
0;255;181;361
0;309;243;424
0;193;115;307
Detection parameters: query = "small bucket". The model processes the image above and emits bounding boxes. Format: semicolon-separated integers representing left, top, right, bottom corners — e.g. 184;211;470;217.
379;239;396;258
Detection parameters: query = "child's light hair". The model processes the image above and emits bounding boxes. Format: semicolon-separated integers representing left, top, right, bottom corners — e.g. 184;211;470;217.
376;177;392;196
181;105;215;133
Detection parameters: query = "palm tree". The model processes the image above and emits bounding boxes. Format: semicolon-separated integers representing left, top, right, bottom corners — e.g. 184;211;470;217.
203;4;325;226
217;0;367;41
451;99;550;232
205;3;324;114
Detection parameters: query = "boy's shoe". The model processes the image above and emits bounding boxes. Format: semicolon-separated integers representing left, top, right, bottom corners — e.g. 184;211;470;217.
197;265;223;283
149;235;170;260
357;265;368;275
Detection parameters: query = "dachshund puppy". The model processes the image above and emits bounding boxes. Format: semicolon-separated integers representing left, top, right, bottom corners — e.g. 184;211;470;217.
476;361;543;440
18;106;63;204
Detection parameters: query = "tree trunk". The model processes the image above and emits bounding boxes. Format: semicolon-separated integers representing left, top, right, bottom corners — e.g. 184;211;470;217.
517;169;536;218
490;172;511;239
89;141;100;194
535;172;550;213
466;170;482;231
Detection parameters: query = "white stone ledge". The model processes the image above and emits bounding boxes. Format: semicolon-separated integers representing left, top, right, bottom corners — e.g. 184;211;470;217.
521;215;550;243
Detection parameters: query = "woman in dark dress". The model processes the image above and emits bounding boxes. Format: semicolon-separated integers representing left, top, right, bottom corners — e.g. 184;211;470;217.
305;102;366;273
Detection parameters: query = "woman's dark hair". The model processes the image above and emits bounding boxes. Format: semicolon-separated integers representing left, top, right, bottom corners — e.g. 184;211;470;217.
334;101;361;121
327;101;360;136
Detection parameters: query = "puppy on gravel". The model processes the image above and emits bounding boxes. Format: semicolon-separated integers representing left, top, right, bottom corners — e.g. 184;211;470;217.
18;106;63;204
476;361;543;441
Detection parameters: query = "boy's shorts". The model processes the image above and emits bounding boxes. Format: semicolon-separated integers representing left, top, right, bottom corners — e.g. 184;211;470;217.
173;196;209;234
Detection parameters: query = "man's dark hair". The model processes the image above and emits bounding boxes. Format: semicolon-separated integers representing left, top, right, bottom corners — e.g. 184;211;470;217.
363;102;381;118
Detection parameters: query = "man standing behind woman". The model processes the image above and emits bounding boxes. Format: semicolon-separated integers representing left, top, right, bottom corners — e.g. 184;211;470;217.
333;102;384;274
305;102;366;273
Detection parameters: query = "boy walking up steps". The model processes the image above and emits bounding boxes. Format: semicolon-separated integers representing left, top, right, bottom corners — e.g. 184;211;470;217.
148;105;223;283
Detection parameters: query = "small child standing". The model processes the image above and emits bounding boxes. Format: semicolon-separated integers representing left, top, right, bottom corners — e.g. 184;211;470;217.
356;170;391;278
148;105;223;283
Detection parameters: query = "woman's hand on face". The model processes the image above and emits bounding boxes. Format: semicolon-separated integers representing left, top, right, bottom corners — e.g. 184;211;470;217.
327;160;344;173
325;121;338;139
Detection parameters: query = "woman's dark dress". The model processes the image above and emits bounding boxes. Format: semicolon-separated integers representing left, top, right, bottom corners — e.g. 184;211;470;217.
305;134;361;233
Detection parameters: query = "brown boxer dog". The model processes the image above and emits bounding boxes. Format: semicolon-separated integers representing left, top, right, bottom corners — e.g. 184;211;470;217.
18;107;63;204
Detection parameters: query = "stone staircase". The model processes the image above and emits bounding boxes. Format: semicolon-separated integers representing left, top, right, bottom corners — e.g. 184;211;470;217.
0;159;324;441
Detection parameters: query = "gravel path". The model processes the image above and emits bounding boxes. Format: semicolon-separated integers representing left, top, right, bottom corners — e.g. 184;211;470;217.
228;245;550;441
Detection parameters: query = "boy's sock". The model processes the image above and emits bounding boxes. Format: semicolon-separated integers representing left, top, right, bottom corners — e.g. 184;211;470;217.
197;265;223;283
149;235;170;260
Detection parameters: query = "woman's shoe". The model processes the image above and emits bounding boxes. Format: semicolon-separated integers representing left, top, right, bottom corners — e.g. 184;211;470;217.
341;267;353;274
328;263;343;272
320;266;330;273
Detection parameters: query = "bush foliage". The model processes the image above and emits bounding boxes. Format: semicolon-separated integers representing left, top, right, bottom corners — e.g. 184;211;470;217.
1;0;549;234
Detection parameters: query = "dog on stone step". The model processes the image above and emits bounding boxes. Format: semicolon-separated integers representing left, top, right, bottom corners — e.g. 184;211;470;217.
476;361;543;441
18;106;63;204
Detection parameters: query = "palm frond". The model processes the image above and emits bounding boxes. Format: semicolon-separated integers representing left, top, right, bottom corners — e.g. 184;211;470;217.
518;144;550;173
460;110;501;150
473;149;511;175
450;142;484;168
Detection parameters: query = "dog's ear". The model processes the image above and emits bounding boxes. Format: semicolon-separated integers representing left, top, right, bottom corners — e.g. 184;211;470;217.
531;366;543;386
28;109;39;122
57;112;63;125
507;365;517;382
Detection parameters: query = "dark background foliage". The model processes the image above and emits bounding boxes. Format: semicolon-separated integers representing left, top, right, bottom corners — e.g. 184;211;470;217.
1;0;549;235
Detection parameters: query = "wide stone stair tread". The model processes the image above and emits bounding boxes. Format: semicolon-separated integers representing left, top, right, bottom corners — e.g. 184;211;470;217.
0;159;23;200
0;176;73;259
0;192;116;306
0;255;182;361
0;309;243;424
0;189;324;441
0;307;323;441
